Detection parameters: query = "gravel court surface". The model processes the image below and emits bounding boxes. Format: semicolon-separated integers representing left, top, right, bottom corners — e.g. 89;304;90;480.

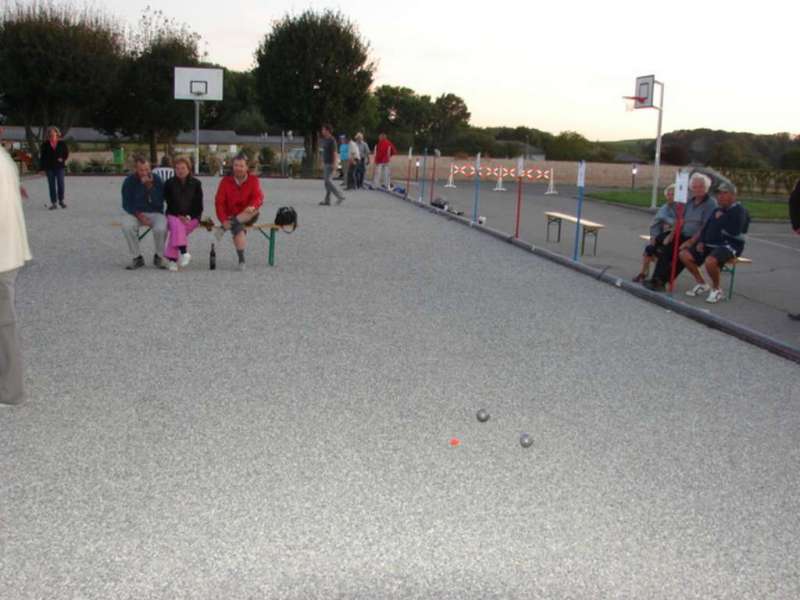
2;176;800;599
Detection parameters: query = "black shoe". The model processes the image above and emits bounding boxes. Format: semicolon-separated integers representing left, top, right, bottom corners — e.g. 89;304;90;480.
126;255;145;270
153;254;166;269
319;200;331;206
59;201;67;208
643;279;665;292
48;204;58;211
789;313;800;321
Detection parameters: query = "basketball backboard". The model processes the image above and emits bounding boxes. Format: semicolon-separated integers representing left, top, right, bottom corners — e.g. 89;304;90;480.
174;67;223;101
634;75;655;109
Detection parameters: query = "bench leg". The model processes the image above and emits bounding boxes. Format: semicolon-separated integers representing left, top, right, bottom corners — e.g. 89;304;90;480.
727;263;736;300
257;228;276;267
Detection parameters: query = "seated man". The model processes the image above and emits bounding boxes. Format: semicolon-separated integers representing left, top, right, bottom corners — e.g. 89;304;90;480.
121;156;168;270
679;181;747;304
634;184;677;282
214;154;264;271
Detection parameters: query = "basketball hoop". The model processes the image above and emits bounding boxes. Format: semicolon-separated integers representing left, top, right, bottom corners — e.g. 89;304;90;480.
623;96;646;112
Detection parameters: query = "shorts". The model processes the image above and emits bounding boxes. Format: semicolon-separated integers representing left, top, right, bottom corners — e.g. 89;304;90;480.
644;230;671;257
689;244;736;266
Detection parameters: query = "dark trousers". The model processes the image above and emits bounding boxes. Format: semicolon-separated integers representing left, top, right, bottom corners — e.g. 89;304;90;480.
46;168;65;204
355;159;366;188
652;234;690;283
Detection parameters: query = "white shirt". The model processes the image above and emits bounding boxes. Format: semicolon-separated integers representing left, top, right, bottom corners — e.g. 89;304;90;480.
348;140;360;161
0;146;32;272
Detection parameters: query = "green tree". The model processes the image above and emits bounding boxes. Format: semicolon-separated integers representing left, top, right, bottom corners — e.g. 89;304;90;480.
780;148;800;170
98;9;202;163
430;93;470;147
254;9;374;170
373;85;433;150
545;131;593;161
0;2;124;160
201;69;266;133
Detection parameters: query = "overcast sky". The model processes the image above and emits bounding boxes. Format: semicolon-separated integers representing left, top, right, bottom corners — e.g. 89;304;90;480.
98;0;798;141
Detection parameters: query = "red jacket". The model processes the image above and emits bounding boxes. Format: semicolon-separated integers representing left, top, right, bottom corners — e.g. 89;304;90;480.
374;138;397;164
215;174;264;223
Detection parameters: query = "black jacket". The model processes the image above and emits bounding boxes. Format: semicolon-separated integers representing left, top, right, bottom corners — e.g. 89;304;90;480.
164;176;203;220
39;140;69;171
790;179;800;231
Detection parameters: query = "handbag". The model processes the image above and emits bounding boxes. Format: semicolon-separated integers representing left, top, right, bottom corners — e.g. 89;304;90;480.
274;206;297;232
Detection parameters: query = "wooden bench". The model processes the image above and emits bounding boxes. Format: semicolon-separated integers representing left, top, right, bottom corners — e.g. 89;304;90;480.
638;234;752;299
111;221;283;266
544;211;605;256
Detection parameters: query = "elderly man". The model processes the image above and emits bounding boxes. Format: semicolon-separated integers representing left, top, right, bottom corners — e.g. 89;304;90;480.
121;157;168;270
678;182;747;304
214;154;264;270
354;132;370;189
0;144;32;405
645;173;718;291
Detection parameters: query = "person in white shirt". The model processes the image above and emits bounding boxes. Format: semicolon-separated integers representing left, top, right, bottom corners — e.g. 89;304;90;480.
0;144;33;405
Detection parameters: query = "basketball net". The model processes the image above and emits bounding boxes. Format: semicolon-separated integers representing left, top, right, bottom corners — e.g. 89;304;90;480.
623;96;646;112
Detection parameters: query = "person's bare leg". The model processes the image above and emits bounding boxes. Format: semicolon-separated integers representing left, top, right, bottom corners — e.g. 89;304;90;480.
680;250;705;284
233;231;246;251
706;256;721;289
640;255;653;277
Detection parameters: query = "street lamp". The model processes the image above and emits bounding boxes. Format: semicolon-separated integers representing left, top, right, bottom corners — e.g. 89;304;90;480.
415;159;420;181
631;164;638;190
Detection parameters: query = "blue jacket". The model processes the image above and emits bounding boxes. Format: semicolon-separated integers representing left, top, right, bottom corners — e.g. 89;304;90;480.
649;203;677;238
122;173;165;215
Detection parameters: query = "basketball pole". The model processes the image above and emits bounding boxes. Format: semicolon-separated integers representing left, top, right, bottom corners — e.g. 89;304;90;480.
650;81;664;209
194;99;200;175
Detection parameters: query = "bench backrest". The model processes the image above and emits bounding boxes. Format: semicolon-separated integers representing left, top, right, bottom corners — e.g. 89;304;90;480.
152;167;175;182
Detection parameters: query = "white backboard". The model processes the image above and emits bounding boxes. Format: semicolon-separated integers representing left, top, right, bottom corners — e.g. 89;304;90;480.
675;170;690;204
174;67;223;101
634;74;655;109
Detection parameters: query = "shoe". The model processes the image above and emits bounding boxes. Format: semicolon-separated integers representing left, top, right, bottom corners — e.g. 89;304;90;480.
167;260;179;272
686;283;710;297
153;254;166;269
319;201;331;206
48;204;58;210
126;255;145;270
706;288;724;304
336;195;345;205
179;253;191;268
237;261;246;272
632;273;647;283
643;279;665;292
59;201;67;208
789;313;800;321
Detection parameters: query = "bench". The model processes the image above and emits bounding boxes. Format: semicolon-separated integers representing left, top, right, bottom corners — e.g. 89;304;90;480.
111;220;283;266
544;211;605;256
638;234;752;299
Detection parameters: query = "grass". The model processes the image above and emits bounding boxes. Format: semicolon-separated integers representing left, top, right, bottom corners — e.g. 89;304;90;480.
587;189;790;220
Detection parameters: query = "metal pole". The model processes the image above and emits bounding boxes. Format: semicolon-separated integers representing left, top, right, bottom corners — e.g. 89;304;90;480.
419;148;428;202
572;161;586;262
472;153;481;223
281;130;285;177
650;81;664;209
514;156;524;239
429;150;438;203
194;100;200;175
405;147;412;200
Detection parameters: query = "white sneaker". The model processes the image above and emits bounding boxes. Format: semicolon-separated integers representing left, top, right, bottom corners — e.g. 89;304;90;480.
179;253;191;268
706;288;724;304
167;260;178;272
686;283;710;297
214;228;225;242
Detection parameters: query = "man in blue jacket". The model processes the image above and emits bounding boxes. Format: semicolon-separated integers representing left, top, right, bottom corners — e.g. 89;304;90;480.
121;157;168;270
679;181;747;304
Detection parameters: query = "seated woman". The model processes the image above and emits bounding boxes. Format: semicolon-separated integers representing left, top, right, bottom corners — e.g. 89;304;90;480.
633;184;677;282
163;156;203;271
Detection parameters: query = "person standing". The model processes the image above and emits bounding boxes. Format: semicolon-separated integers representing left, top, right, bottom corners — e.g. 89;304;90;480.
163;156;203;272
355;133;370;189
338;135;350;184
789;178;800;320
40;126;69;209
121;157;168;270
0;145;32;405
373;133;397;189
347;135;360;190
320;124;345;206
214;154;264;271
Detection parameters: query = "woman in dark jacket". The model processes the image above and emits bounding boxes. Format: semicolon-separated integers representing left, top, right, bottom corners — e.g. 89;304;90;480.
163;155;203;271
39;126;69;209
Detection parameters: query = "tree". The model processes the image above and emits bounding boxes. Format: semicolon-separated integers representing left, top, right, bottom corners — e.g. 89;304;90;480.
201;69;267;134
98;9;202;163
373;85;433;150
544;131;593;161
0;2;124;160
430;93;470;147
254;9;374;170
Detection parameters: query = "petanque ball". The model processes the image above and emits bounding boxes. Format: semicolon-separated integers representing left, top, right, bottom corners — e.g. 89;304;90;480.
520;433;533;448
476;409;490;423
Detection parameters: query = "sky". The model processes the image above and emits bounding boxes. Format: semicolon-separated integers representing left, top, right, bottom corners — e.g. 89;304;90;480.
96;0;798;141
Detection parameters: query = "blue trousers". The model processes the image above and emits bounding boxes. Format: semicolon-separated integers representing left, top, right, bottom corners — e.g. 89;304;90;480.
46;168;65;204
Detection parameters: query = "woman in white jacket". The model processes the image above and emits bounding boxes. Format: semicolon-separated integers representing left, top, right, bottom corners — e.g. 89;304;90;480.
0;144;32;405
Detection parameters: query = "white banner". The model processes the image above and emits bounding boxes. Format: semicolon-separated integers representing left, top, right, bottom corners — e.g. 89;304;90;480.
577;161;586;188
675;170;690;204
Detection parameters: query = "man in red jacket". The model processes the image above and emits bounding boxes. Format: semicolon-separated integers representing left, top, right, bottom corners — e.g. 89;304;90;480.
215;154;264;270
372;133;397;189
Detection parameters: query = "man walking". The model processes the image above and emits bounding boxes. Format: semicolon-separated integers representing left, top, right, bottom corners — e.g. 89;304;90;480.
320;124;345;206
0;144;32;405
